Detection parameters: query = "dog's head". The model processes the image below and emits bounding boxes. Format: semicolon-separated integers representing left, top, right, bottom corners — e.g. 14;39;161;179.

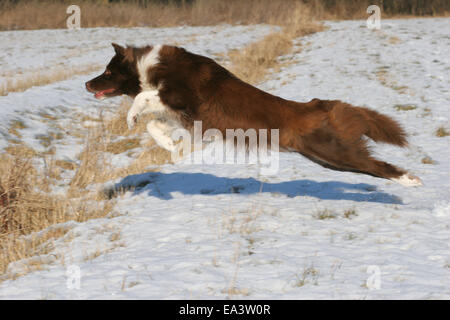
85;43;141;99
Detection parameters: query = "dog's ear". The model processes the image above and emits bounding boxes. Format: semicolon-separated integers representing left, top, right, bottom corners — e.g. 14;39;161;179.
111;43;125;56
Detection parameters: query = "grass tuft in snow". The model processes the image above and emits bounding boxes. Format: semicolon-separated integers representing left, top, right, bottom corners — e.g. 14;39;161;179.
314;209;338;220
343;208;358;219
394;104;417;111
421;156;435;164
0;153;114;278
435;126;450;137
294;265;320;287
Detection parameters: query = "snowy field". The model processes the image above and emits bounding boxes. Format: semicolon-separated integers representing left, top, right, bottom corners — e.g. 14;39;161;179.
0;18;449;299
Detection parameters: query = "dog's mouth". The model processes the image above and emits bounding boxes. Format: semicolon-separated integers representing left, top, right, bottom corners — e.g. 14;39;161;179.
93;88;116;99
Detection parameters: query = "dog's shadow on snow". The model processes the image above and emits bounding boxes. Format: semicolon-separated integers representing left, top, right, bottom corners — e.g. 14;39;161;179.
104;171;402;204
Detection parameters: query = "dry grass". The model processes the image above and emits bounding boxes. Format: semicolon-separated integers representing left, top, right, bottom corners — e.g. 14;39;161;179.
294;265;320;287
0;64;101;96
228;33;293;84
4;144;37;159
394;104;417;111
343;208;358;219
68;98;171;196
308;0;449;19
314;209;338;220
313;208;358;220
421;156;435;164
0;152;114;277
435;126;450;137
388;36;402;44
0;0;449;31
8;120;28;138
228;3;324;84
0;100;142;279
376;68;411;95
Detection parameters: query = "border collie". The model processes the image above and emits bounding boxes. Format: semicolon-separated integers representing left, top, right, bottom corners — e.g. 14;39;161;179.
86;43;422;187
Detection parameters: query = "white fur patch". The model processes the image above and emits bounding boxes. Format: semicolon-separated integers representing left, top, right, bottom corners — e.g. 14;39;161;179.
391;173;423;187
147;119;181;152
137;44;163;91
127;90;167;129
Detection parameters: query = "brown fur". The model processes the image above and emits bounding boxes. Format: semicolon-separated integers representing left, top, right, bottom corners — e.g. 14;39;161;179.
86;44;412;182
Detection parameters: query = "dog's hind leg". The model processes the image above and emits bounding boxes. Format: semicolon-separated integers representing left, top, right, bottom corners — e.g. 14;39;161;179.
298;128;422;186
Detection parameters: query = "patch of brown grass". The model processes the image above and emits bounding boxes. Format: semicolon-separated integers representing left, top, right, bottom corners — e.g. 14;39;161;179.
8;120;28;138
1;0;448;31
228;4;324;84
54;159;77;171
394;104;417;111
0;152;113;277
294;265;320;287
228;33;293;84
0;64;101;96
4;143;37;159
435;126;450;137
376;68;412;95
314;209;338;220
388;36;402;44
343;208;358;219
421;156;435;164
106;138;141;155
68;97;171;196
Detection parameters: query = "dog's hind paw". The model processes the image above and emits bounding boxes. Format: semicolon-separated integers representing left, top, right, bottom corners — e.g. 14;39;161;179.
391;173;423;187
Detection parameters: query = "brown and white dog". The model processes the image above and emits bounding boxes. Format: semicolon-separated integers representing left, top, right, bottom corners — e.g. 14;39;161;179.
86;43;422;187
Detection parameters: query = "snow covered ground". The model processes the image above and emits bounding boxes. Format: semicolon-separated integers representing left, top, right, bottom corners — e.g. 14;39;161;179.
0;18;449;299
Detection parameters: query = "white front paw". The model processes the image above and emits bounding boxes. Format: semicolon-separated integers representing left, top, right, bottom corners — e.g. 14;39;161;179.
127;92;149;130
127;111;138;130
146;121;177;152
157;136;176;152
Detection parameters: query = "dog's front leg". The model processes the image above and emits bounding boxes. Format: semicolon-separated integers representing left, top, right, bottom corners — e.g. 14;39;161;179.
146;119;180;152
127;90;167;129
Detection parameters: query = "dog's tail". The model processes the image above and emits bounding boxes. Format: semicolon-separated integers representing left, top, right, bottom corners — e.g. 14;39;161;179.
329;103;408;147
357;107;408;146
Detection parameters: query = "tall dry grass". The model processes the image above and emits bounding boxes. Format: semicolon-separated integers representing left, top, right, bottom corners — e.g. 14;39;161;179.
1;0;448;31
0;96;169;278
307;0;450;19
228;2;323;84
0;152;113;276
68;98;171;196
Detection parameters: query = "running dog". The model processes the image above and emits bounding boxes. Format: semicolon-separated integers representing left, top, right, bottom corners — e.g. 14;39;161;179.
86;43;422;186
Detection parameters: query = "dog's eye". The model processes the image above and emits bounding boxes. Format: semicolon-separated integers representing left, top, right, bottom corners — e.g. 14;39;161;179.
105;70;111;75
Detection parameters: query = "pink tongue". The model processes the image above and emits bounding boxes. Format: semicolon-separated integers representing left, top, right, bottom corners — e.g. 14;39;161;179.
94;88;115;99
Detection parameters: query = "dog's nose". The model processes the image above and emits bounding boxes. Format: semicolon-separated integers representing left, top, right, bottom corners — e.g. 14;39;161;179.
85;81;92;91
